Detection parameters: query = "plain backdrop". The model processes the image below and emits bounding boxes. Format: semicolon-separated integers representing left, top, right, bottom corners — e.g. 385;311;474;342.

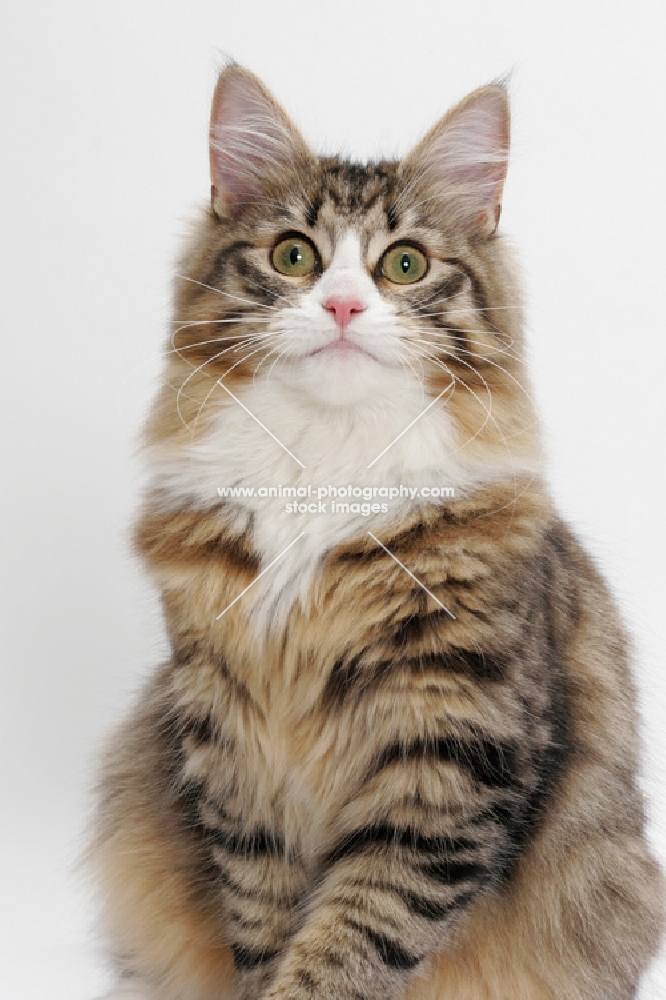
1;2;665;997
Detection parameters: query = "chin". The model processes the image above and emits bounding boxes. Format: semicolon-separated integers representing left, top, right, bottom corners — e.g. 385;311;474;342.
290;349;398;407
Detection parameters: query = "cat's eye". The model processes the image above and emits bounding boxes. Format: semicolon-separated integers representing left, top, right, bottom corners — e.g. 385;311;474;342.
271;235;317;278
381;244;428;285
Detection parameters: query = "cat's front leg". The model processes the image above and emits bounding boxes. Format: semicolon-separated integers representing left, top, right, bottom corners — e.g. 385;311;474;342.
260;790;522;1000
190;806;311;1000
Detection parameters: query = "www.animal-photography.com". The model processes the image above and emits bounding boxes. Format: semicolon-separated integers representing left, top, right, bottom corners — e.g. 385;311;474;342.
2;2;665;998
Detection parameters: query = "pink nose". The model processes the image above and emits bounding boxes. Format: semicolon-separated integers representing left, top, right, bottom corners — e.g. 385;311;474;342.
323;296;366;330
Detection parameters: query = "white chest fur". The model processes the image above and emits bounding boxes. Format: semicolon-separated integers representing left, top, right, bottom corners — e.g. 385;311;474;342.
147;371;537;636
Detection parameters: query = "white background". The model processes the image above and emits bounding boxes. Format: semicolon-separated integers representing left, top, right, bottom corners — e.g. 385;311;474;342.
1;2;664;997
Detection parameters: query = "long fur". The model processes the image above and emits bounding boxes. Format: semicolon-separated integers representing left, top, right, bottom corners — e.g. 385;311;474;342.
88;65;663;1000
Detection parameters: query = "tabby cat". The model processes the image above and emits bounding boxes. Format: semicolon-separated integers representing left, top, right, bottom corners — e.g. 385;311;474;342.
90;65;663;1000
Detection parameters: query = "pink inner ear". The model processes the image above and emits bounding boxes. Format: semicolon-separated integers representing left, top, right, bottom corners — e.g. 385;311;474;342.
417;88;510;233
209;70;304;215
210;77;273;209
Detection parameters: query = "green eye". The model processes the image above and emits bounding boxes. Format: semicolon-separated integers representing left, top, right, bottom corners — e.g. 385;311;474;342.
381;244;428;284
271;235;317;277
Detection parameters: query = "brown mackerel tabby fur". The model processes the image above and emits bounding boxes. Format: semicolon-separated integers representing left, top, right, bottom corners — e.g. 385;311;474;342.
89;65;664;1000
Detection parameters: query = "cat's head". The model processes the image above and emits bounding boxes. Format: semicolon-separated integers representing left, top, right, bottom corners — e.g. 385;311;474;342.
151;65;536;479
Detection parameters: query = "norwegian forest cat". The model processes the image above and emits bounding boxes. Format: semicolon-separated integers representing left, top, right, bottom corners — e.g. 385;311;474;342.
90;65;663;1000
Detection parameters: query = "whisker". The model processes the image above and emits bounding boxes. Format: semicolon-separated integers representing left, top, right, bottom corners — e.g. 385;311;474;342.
409;296;522;342
396;349;426;408
443;345;537;416
175;332;279;432
242;279;294;307
170;319;274;369
161;379;204;406
445;304;523;314
170;316;273;327
404;342;494;451
412;281;466;311
403;341;541;519
405;324;521;363
190;337;281;436
406;342;527;526
252;347;279;385
175;274;278;312
410;295;525;313
115;325;268;416
264;346;292;384
218;333;278;382
400;340;457;402
412;337;529;401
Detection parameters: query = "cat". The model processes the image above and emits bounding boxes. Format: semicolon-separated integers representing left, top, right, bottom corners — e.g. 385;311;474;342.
89;64;664;1000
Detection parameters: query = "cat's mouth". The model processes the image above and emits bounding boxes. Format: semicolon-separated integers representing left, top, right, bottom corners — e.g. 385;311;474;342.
306;339;381;362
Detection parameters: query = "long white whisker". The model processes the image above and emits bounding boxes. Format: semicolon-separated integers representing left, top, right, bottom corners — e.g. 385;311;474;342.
396;349;426;409
170;320;274;369
404;341;540;520
405;324;521;363
175;274;277;311
115;323;271;416
253;345;281;384
190;336;281;436
238;279;295;308
442;344;537;416
406;342;494;451
445;304;523;314
175;333;279;432
265;346;292;384
412;282;464;311
406;342;522;525
170;316;273;328
415;332;521;365
161;379;203;406
412;337;529;400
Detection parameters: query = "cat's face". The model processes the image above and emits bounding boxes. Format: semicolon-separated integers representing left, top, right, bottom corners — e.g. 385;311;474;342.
153;66;536;482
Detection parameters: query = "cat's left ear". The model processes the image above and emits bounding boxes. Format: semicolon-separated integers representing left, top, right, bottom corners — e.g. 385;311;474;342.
401;84;510;237
209;64;313;218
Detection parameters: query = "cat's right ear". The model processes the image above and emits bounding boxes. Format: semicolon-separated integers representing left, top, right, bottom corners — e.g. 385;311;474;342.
209;65;312;219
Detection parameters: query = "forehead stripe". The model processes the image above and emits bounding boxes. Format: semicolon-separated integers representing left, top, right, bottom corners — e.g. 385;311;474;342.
306;196;322;228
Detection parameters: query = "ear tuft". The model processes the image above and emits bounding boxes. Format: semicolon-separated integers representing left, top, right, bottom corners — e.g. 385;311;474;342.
209;65;311;218
401;85;510;237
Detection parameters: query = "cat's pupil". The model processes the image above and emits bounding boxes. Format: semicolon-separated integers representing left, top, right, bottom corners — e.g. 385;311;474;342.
289;246;302;266
400;253;411;273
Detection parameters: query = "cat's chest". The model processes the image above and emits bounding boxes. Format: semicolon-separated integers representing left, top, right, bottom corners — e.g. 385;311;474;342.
228;676;360;859
149;377;496;638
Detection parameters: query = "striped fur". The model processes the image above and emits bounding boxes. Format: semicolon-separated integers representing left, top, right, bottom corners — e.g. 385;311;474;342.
89;66;663;1000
